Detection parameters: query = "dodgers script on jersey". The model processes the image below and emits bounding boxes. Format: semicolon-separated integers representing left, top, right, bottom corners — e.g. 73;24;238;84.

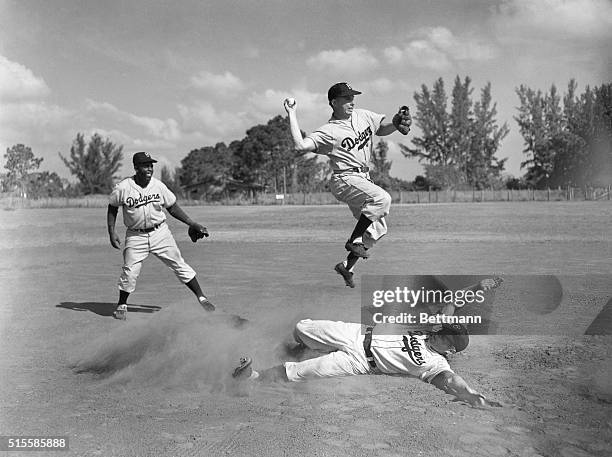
370;331;452;382
307;108;385;171
109;177;176;230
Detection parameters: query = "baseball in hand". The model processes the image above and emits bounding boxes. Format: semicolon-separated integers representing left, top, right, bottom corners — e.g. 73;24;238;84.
285;97;296;108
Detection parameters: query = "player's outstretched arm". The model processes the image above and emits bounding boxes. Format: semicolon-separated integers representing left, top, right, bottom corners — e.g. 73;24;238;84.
166;202;196;226
167;203;209;237
430;370;502;408
283;98;316;153
107;204;121;249
376;119;399;136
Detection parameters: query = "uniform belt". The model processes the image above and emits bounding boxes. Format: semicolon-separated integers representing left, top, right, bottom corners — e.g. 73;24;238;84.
133;222;163;233
333;166;370;174
363;326;376;369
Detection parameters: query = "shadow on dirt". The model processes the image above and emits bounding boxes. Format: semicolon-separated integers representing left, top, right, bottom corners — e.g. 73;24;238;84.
57;302;162;317
585;297;612;335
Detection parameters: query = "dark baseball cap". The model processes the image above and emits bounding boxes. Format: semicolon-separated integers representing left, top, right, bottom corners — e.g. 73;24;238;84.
328;82;362;101
132;151;158;165
438;323;469;352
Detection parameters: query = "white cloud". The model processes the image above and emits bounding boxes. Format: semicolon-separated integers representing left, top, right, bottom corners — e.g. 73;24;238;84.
358;78;395;95
247;88;329;133
244;46;260;59
307;47;379;73
489;0;611;81
129;116;181;142
0;102;73;147
0;55;50;102
383;27;498;69
384;46;404;65
248;88;323;114
85;99;181;142
494;0;612;40
177;101;248;137
190;70;246;95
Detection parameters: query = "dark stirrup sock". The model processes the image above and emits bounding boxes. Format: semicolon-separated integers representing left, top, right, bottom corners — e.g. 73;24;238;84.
349;214;373;242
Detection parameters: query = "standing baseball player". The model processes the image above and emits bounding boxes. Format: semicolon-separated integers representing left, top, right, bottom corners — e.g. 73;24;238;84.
107;151;213;320
232;278;503;408
284;83;412;288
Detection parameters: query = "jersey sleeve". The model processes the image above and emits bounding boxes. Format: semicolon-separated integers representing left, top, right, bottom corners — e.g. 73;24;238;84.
306;126;334;155
422;359;453;384
159;181;177;207
108;183;123;207
363;109;386;135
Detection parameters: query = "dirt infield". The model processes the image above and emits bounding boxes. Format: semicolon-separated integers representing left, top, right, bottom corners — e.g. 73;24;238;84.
1;202;611;457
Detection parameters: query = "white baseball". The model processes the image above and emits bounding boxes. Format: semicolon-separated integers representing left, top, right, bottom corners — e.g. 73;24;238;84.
285;97;296;108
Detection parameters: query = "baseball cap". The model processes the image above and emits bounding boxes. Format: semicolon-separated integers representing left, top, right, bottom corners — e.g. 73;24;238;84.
327;82;362;102
438;323;470;352
132;151;158;165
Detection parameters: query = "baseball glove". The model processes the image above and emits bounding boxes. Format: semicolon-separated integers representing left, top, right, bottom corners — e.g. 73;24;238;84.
188;223;209;242
392;106;412;135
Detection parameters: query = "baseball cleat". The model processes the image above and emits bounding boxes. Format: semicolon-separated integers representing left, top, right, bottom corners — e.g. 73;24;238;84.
345;240;370;258
198;297;215;312
334;262;355;288
232;356;259;380
113;304;127;320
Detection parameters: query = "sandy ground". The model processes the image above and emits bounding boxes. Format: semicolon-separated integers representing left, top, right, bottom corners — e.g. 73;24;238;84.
1;202;611;457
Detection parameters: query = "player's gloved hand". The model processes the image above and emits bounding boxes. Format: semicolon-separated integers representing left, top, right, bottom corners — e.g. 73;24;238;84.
392;106;412;135
188;223;209;242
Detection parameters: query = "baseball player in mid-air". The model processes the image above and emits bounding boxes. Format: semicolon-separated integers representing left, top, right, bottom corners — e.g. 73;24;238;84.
232;278;503;408
284;82;412;289
106;151;213;320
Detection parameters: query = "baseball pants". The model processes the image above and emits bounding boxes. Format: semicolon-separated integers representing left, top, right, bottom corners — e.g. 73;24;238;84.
118;223;196;293
329;172;391;248
284;319;372;382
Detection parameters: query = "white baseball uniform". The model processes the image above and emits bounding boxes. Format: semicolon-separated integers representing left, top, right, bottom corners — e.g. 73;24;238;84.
284;319;452;383
109;176;196;293
307;108;391;248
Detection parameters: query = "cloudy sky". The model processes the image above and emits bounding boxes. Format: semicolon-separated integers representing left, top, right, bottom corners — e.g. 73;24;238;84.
1;0;610;182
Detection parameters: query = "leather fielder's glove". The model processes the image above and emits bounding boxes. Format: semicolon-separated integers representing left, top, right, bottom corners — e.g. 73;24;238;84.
188;223;209;242
392;105;412;135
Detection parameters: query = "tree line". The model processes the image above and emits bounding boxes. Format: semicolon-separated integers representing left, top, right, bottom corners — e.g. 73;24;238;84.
2;77;610;199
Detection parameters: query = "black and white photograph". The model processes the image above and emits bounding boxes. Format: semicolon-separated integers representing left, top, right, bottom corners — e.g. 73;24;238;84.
1;1;611;456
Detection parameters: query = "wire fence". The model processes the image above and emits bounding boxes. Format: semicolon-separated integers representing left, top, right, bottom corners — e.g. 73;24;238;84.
1;186;610;209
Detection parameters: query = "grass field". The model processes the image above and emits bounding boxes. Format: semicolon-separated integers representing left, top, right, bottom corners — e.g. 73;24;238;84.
1;202;611;457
